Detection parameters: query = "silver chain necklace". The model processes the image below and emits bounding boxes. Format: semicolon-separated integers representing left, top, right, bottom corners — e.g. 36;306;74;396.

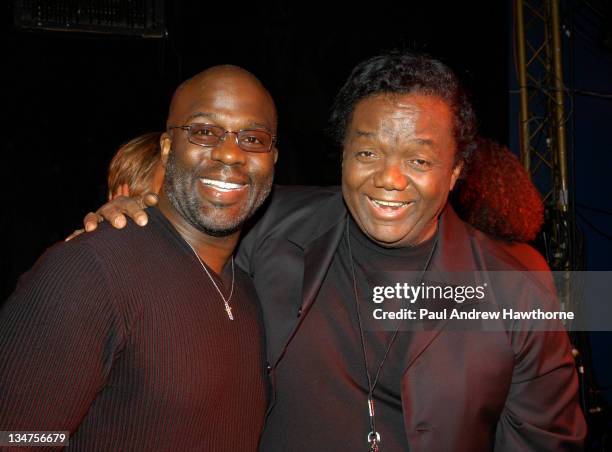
186;241;235;320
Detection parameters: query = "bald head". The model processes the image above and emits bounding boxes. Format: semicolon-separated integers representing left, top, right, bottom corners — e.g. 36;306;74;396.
167;65;277;131
158;64;278;241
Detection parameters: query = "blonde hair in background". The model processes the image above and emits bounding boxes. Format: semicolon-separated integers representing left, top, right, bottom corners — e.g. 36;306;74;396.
107;132;163;200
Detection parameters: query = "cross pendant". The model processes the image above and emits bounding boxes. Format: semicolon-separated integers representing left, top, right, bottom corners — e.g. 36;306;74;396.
224;303;234;320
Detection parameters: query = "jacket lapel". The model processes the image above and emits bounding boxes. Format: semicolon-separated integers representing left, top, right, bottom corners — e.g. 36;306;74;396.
270;193;347;367
401;204;482;370
300;222;346;316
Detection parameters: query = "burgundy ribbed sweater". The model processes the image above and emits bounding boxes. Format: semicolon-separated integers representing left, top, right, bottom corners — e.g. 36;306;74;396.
0;208;267;451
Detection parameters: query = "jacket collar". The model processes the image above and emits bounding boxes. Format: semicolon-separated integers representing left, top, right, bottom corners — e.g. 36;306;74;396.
286;193;481;302
428;203;481;283
286;193;479;276
286;191;346;251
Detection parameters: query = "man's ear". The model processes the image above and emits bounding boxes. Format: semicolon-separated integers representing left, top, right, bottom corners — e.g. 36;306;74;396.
272;147;278;164
160;133;172;167
449;161;463;191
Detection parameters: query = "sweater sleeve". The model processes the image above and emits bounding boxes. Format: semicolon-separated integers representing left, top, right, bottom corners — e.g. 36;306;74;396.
0;241;126;433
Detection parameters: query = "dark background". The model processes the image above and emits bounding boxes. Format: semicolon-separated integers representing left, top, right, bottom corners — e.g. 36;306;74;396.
2;0;612;443
1;2;509;300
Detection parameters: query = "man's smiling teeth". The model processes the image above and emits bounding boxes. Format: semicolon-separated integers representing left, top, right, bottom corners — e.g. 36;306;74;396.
369;197;410;208
200;178;246;190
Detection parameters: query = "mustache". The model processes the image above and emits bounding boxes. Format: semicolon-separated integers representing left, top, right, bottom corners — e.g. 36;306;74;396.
198;165;251;185
166;146;252;185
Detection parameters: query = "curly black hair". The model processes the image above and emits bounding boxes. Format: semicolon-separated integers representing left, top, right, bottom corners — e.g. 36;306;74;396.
452;137;544;242
329;51;477;166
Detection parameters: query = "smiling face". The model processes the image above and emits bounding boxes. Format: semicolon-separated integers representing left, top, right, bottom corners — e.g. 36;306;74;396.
161;67;277;237
342;93;462;248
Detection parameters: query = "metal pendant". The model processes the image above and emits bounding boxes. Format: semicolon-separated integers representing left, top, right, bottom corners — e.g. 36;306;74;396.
224;302;234;320
368;431;381;452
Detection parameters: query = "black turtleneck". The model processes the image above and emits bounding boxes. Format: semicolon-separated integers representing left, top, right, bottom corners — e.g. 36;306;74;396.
260;217;436;452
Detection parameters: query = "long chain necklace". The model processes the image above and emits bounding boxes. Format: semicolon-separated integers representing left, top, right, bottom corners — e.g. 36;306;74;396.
346;221;438;452
186;241;235;320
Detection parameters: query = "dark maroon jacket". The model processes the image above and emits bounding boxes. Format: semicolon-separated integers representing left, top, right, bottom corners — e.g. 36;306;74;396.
237;185;586;451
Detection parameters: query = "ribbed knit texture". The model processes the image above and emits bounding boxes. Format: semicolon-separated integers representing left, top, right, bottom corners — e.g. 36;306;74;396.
0;208;267;451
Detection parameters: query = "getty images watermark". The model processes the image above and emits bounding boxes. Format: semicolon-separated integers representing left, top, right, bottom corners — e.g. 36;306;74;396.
360;271;611;332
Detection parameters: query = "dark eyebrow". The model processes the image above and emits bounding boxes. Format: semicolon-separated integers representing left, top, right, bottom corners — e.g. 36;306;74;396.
352;130;433;147
186;112;215;122
354;129;375;138
186;113;272;131
411;138;434;147
250;122;273;130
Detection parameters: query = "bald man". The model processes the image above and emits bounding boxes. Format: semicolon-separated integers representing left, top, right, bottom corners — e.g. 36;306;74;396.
0;66;277;451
